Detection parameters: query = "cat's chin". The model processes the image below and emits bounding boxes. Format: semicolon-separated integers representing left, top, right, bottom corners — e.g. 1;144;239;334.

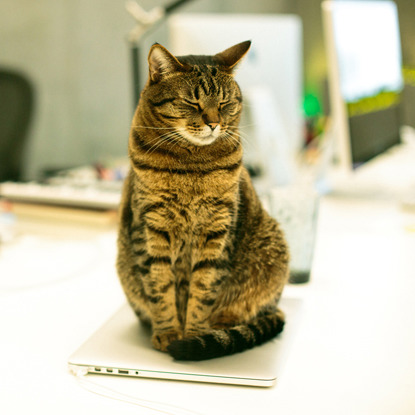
181;132;218;147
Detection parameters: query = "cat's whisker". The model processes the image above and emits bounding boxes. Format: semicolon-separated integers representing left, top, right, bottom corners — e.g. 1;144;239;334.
226;127;250;142
144;132;181;155
222;132;240;148
223;129;244;144
156;133;182;151
166;135;184;153
132;126;190;156
132;125;178;131
224;129;253;151
228;123;258;130
141;134;170;150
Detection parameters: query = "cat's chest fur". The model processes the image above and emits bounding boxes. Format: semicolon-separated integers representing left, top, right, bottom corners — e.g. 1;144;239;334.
132;167;239;265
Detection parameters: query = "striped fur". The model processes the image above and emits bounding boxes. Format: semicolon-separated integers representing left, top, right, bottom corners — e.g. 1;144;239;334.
116;41;290;361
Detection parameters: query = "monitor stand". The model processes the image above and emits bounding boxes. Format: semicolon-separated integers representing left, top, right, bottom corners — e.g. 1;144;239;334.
325;135;415;210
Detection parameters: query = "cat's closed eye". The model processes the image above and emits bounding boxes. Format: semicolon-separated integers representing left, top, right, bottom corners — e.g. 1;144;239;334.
149;97;176;107
183;98;236;113
183;99;202;112
219;101;235;110
219;100;239;115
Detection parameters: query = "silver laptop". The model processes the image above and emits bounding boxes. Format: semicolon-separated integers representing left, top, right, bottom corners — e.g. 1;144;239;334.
68;297;302;387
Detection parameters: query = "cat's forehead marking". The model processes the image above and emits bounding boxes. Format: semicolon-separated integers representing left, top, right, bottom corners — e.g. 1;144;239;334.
190;65;224;100
192;64;217;78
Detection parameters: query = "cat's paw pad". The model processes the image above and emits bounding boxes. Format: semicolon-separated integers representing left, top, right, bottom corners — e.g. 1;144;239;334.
152;331;181;352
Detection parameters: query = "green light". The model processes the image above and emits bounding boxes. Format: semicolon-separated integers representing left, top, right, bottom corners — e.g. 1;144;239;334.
303;93;321;117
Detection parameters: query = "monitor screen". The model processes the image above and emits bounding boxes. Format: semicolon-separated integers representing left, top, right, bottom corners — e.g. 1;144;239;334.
322;0;404;169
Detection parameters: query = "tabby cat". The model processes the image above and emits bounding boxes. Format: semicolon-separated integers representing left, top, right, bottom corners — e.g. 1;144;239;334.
116;41;290;361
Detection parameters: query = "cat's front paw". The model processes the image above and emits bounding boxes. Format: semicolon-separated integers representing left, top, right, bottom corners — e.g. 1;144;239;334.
152;330;182;352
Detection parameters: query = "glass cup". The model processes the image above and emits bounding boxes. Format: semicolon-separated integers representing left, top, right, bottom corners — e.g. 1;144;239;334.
264;185;319;284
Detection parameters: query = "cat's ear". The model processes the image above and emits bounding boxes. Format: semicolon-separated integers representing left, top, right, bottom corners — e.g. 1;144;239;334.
215;40;251;73
148;43;186;83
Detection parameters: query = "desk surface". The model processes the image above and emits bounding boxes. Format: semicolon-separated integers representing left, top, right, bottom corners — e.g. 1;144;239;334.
1;194;415;415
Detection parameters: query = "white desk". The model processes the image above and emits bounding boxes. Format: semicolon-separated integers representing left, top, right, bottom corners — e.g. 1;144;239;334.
1;194;415;415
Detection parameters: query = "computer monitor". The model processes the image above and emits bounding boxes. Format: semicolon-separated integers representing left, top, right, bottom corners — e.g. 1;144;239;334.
168;13;303;186
322;0;404;171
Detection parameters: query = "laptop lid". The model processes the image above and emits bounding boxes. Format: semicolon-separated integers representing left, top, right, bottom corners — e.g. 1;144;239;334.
68;297;302;387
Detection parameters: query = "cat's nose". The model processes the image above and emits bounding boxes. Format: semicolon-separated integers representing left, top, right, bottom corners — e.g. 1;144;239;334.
207;122;219;131
202;110;220;131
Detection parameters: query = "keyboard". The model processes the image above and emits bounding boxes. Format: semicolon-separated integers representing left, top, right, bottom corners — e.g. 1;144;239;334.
0;181;122;210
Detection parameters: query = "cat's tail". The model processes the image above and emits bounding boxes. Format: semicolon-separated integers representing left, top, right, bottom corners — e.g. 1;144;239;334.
167;312;285;361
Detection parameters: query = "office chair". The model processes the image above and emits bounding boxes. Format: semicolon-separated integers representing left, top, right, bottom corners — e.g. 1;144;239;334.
0;69;34;182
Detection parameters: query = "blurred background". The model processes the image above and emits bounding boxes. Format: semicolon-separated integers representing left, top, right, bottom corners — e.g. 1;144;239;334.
0;0;414;182
3;3;415;411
